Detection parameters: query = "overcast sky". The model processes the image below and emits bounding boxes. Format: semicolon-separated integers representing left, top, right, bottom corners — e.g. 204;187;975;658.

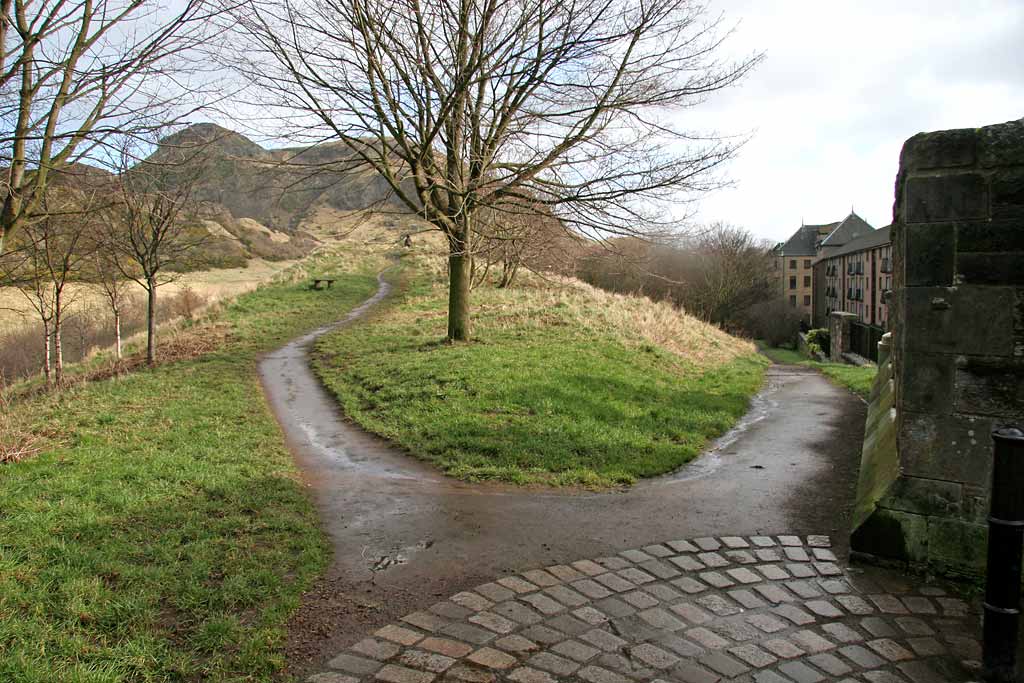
684;0;1024;244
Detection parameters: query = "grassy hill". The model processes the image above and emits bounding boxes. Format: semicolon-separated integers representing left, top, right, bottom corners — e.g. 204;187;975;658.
313;246;766;487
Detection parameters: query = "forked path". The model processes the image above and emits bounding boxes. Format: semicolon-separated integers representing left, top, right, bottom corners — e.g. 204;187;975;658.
260;274;980;682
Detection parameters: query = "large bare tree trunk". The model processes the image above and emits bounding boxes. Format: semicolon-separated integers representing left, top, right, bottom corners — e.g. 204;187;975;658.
447;237;471;341
146;279;157;365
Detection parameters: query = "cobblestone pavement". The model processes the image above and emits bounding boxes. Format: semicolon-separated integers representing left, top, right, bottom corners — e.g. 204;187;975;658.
305;535;981;683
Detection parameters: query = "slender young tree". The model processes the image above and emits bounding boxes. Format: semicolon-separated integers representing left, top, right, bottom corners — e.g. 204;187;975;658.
227;0;761;340
105;142;208;365
0;188;98;383
0;0;219;255
88;249;132;360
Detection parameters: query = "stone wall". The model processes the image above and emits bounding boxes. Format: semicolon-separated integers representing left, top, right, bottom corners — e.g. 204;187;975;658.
851;118;1024;578
829;311;857;362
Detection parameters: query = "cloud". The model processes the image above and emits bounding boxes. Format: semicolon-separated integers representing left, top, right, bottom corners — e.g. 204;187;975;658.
680;0;1024;242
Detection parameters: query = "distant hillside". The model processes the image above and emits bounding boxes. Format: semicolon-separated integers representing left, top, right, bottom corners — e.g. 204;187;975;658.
11;124;426;269
147;123;411;235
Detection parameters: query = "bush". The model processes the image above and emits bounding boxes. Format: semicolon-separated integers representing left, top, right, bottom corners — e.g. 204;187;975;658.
738;297;803;348
806;327;830;352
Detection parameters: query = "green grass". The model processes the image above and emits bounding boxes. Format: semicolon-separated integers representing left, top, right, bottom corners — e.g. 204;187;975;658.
0;258;379;682
757;341;876;400
758;344;805;365
313;269;767;487
815;363;876;399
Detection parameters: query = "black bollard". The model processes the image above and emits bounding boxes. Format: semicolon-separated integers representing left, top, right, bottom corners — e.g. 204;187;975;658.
983;427;1024;683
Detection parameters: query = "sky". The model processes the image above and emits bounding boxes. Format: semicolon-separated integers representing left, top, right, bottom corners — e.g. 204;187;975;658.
682;0;1024;244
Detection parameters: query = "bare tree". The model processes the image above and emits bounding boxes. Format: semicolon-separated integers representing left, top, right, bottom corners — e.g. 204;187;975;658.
227;0;760;340
0;189;97;384
87;248;132;360
0;239;56;382
472;200;577;289
104;143;208;364
0;0;219;255
577;223;774;332
670;223;774;326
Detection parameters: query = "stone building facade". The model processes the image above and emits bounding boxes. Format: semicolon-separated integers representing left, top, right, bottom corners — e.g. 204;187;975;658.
851;118;1024;578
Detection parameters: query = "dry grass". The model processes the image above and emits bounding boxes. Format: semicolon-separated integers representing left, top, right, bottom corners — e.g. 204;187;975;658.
489;275;752;369
396;261;754;370
0;258;300;335
0;384;48;463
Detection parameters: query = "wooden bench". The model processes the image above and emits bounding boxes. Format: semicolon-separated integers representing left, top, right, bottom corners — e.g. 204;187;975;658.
311;278;336;290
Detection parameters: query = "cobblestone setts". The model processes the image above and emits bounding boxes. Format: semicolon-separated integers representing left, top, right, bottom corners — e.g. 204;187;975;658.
309;536;981;683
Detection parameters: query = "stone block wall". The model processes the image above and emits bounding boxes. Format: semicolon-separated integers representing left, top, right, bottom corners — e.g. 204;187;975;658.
829;311;858;362
851;118;1024;578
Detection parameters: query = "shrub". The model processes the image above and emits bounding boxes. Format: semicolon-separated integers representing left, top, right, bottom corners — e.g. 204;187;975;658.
738;297;803;348
806;327;831;352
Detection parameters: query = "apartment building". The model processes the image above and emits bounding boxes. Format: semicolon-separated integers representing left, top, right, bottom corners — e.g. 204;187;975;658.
771;212;874;325
815;225;893;329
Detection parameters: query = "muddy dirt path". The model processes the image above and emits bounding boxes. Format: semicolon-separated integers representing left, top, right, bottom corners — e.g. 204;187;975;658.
259;272;867;677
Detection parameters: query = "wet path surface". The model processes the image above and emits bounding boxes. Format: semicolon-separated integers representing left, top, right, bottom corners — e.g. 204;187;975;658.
259;274;874;677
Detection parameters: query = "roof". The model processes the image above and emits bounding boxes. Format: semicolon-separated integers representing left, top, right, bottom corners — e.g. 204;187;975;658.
819;212;876;247
822;224;892;259
776;223;836;256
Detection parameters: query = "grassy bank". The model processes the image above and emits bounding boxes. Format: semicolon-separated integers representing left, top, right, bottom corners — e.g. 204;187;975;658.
759;344;876;399
313;263;768;487
0;252;379;682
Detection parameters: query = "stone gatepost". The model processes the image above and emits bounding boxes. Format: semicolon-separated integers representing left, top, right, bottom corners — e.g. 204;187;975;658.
829;312;858;362
851;118;1024;578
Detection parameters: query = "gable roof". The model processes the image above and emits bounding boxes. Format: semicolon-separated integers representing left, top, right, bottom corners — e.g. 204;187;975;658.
777;223;837;256
820;212;875;247
825;224;892;259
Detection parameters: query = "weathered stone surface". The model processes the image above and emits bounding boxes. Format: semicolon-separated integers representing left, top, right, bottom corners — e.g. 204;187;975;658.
990;168;1024;219
883;477;963;518
830;312;858;361
956;219;1024;252
900;129;978;172
954;358;1024;416
851;508;928;564
927;520;987;577
903;286;1016;357
898;411;993;487
977;118;1024;168
900;353;954;414
904;174;989;224
958;252;1024;286
904;223;956;286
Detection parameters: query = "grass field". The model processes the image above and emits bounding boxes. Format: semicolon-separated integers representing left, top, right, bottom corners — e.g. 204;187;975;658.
0;251;379;682
758;343;876;399
313;261;767;487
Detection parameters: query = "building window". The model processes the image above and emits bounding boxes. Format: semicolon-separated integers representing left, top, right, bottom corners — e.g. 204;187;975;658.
803;295;811;306
789;295;796;307
804;259;811;268
803;275;811;287
789;276;796;289
789;259;797;269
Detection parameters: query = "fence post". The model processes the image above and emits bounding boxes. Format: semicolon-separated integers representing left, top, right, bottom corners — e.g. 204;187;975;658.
983;427;1024;682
